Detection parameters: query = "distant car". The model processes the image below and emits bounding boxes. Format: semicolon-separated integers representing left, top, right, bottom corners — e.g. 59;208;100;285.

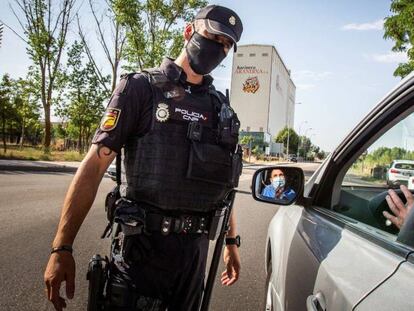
408;176;414;190
107;159;117;181
287;154;297;162
386;160;414;186
252;72;414;310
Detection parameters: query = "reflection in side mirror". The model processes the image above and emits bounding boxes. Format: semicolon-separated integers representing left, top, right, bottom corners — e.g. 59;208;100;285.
251;166;304;205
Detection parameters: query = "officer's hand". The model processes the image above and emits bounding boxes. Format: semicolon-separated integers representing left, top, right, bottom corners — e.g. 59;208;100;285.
221;245;240;286
44;252;76;311
384;184;414;229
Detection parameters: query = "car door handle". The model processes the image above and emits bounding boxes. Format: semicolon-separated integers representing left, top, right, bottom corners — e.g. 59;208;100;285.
306;291;327;311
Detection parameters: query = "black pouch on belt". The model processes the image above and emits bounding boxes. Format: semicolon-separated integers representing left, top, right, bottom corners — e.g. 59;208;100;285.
105;185;120;223
112;199;150;262
113;198;146;235
187;141;233;186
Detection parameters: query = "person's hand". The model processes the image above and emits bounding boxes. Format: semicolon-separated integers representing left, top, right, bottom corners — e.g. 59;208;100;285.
383;184;414;229
44;252;76;311
221;245;240;286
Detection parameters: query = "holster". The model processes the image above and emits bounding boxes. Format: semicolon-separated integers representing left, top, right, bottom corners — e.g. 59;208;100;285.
86;254;108;311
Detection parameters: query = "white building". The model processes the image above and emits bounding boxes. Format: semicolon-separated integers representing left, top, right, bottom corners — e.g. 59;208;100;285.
230;44;296;155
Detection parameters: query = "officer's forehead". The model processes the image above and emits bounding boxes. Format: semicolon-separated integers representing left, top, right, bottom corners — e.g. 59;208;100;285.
271;169;284;176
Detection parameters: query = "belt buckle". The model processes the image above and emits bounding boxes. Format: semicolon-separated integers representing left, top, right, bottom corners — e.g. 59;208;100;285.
180;216;193;234
161;217;172;235
197;216;208;234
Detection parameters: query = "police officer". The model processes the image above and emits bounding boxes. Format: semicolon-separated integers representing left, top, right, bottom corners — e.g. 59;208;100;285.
44;4;243;311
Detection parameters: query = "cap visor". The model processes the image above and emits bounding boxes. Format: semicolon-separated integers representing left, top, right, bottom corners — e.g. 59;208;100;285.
203;19;238;44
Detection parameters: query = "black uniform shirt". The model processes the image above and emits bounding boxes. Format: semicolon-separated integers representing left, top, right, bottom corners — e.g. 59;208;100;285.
92;58;214;153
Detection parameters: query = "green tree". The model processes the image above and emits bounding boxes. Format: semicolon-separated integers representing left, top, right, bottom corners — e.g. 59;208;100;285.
0;74;14;152
0;74;42;151
299;136;312;158
113;0;207;70
58;41;109;153
274;127;299;155
77;0;126;93
239;135;253;146
13;0;77;151
365;146;411;166
12;77;42;148
384;0;414;78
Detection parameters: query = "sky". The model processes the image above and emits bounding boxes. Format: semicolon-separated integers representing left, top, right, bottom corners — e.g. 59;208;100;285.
0;0;408;151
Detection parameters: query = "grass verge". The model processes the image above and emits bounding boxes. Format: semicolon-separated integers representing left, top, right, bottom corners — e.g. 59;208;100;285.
0;145;84;162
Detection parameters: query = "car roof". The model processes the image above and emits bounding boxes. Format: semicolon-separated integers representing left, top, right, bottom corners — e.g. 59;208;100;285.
392;160;414;164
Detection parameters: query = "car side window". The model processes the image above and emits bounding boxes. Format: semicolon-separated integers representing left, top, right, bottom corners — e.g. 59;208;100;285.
336;112;414;235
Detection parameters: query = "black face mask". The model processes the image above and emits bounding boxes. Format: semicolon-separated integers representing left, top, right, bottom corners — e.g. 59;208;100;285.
185;31;227;75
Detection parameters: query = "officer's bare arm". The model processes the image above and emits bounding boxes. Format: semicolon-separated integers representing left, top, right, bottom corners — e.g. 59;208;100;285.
52;144;116;247
227;211;237;238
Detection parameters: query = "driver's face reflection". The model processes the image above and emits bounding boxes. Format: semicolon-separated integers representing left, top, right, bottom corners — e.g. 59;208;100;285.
271;169;285;180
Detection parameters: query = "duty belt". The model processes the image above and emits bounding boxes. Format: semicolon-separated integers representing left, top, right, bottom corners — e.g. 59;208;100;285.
145;213;210;235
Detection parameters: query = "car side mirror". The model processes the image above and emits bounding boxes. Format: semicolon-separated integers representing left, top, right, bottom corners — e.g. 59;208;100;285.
251;166;304;205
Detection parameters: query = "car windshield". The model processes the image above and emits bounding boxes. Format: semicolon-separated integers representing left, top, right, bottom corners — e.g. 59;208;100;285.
394;163;414;170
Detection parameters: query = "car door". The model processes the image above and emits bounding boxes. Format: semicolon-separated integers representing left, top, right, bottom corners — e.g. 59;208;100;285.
355;252;414;310
281;207;409;311
282;73;414;310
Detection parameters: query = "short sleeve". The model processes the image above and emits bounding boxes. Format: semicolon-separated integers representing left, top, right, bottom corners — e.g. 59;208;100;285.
92;73;152;153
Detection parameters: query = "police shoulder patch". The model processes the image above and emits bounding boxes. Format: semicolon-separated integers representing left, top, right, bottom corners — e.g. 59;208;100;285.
100;108;121;131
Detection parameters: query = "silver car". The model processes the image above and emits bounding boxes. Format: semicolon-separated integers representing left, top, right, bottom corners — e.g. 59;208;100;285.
252;72;414;310
386;160;414;186
106;159;117;181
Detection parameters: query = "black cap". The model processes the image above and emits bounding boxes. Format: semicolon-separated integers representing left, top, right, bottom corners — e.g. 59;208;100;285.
195;5;243;51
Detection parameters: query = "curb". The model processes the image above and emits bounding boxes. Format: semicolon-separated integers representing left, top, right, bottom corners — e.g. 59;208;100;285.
0;165;78;173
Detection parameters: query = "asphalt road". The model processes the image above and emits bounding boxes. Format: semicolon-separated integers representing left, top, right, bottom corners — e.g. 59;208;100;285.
0;163;319;311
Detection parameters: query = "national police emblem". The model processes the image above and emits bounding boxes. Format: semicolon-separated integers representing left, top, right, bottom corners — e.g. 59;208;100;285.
100;108;121;131
156;103;170;122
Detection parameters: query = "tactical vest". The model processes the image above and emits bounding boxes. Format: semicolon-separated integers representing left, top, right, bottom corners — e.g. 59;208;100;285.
123;69;242;213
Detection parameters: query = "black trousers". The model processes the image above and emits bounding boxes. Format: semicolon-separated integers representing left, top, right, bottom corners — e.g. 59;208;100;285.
107;232;209;311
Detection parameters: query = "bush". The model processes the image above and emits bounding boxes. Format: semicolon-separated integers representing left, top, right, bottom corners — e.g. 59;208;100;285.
256;154;266;161
0;144;84;161
39;153;51;161
63;151;84;161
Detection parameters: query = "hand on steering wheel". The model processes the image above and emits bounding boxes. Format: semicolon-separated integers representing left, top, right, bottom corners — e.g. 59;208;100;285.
383;184;414;229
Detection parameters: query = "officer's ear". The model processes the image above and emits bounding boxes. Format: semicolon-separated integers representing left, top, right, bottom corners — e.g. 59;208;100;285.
183;22;194;42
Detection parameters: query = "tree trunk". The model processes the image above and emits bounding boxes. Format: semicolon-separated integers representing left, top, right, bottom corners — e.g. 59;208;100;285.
112;65;117;93
44;105;51;151
84;127;91;152
112;22;120;92
20;118;25;149
78;124;83;154
2;110;6;153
